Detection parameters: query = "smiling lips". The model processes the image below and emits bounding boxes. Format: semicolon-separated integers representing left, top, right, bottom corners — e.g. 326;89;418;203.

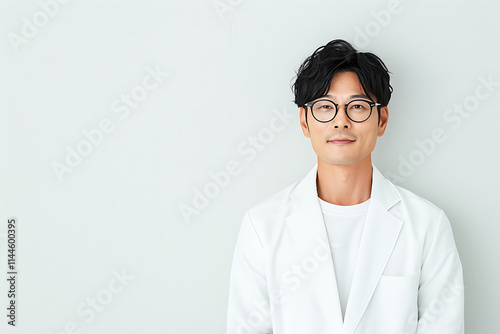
328;137;355;144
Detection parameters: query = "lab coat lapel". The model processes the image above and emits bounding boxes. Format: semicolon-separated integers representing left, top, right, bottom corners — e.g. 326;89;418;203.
286;163;344;332
342;166;402;333
286;163;402;334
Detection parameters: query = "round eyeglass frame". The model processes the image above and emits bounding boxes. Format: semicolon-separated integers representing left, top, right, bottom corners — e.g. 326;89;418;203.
304;98;381;123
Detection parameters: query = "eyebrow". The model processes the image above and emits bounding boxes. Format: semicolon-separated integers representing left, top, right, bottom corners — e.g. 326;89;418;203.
324;94;371;99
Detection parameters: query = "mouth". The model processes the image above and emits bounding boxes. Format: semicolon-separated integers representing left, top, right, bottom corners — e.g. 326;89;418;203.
328;138;356;144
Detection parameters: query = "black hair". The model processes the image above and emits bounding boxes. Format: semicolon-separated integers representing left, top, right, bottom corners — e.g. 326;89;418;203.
292;39;393;123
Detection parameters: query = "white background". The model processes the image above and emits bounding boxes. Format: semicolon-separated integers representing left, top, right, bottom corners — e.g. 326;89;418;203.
1;0;499;333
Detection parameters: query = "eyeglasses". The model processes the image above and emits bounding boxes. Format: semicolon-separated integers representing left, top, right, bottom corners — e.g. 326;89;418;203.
304;99;381;123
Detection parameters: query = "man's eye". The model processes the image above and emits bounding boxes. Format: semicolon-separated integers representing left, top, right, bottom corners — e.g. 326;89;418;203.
351;104;366;109
319;105;333;109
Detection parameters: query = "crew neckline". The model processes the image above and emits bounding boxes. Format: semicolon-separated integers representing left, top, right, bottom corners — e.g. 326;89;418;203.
317;197;371;216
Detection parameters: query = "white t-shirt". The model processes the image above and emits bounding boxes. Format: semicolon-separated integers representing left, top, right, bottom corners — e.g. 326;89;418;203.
317;196;370;321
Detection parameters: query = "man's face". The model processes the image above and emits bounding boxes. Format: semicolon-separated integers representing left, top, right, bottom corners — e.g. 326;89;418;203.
299;71;389;167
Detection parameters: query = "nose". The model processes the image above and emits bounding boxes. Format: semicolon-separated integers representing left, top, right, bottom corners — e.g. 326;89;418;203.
332;105;351;129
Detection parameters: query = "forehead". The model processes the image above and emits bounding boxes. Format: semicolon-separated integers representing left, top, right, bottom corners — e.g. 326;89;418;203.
328;71;363;91
325;71;374;101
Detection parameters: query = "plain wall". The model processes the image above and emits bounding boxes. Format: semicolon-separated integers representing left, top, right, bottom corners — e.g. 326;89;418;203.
1;0;499;333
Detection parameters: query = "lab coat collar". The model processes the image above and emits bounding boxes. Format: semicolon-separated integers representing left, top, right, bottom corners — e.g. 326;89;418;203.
285;162;403;333
290;161;400;211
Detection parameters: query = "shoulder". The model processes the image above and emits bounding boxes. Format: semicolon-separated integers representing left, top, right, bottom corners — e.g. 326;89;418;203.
390;181;442;215
373;165;444;219
245;179;299;222
239;177;305;249
384;179;447;235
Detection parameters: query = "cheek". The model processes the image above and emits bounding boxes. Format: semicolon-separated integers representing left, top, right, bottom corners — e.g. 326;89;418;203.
308;126;327;150
363;131;379;149
355;125;379;147
310;134;323;151
308;124;325;139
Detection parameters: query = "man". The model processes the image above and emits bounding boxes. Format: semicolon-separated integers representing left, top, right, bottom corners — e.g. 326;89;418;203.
226;39;464;334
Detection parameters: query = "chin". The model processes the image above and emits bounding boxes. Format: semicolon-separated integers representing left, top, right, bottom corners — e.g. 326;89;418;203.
323;157;359;166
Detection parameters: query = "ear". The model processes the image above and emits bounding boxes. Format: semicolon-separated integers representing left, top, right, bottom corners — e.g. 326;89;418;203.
299;107;310;138
377;106;389;137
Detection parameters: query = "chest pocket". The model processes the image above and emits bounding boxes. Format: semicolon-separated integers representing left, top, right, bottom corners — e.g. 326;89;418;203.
371;269;421;334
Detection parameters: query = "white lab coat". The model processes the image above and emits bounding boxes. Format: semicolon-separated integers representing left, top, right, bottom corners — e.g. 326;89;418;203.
227;163;464;334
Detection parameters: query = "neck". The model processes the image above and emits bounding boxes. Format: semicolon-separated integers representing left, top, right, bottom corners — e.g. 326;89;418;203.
316;157;373;206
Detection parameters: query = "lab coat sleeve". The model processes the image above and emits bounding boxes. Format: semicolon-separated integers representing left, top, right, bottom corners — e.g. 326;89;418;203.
416;210;464;333
227;212;273;334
